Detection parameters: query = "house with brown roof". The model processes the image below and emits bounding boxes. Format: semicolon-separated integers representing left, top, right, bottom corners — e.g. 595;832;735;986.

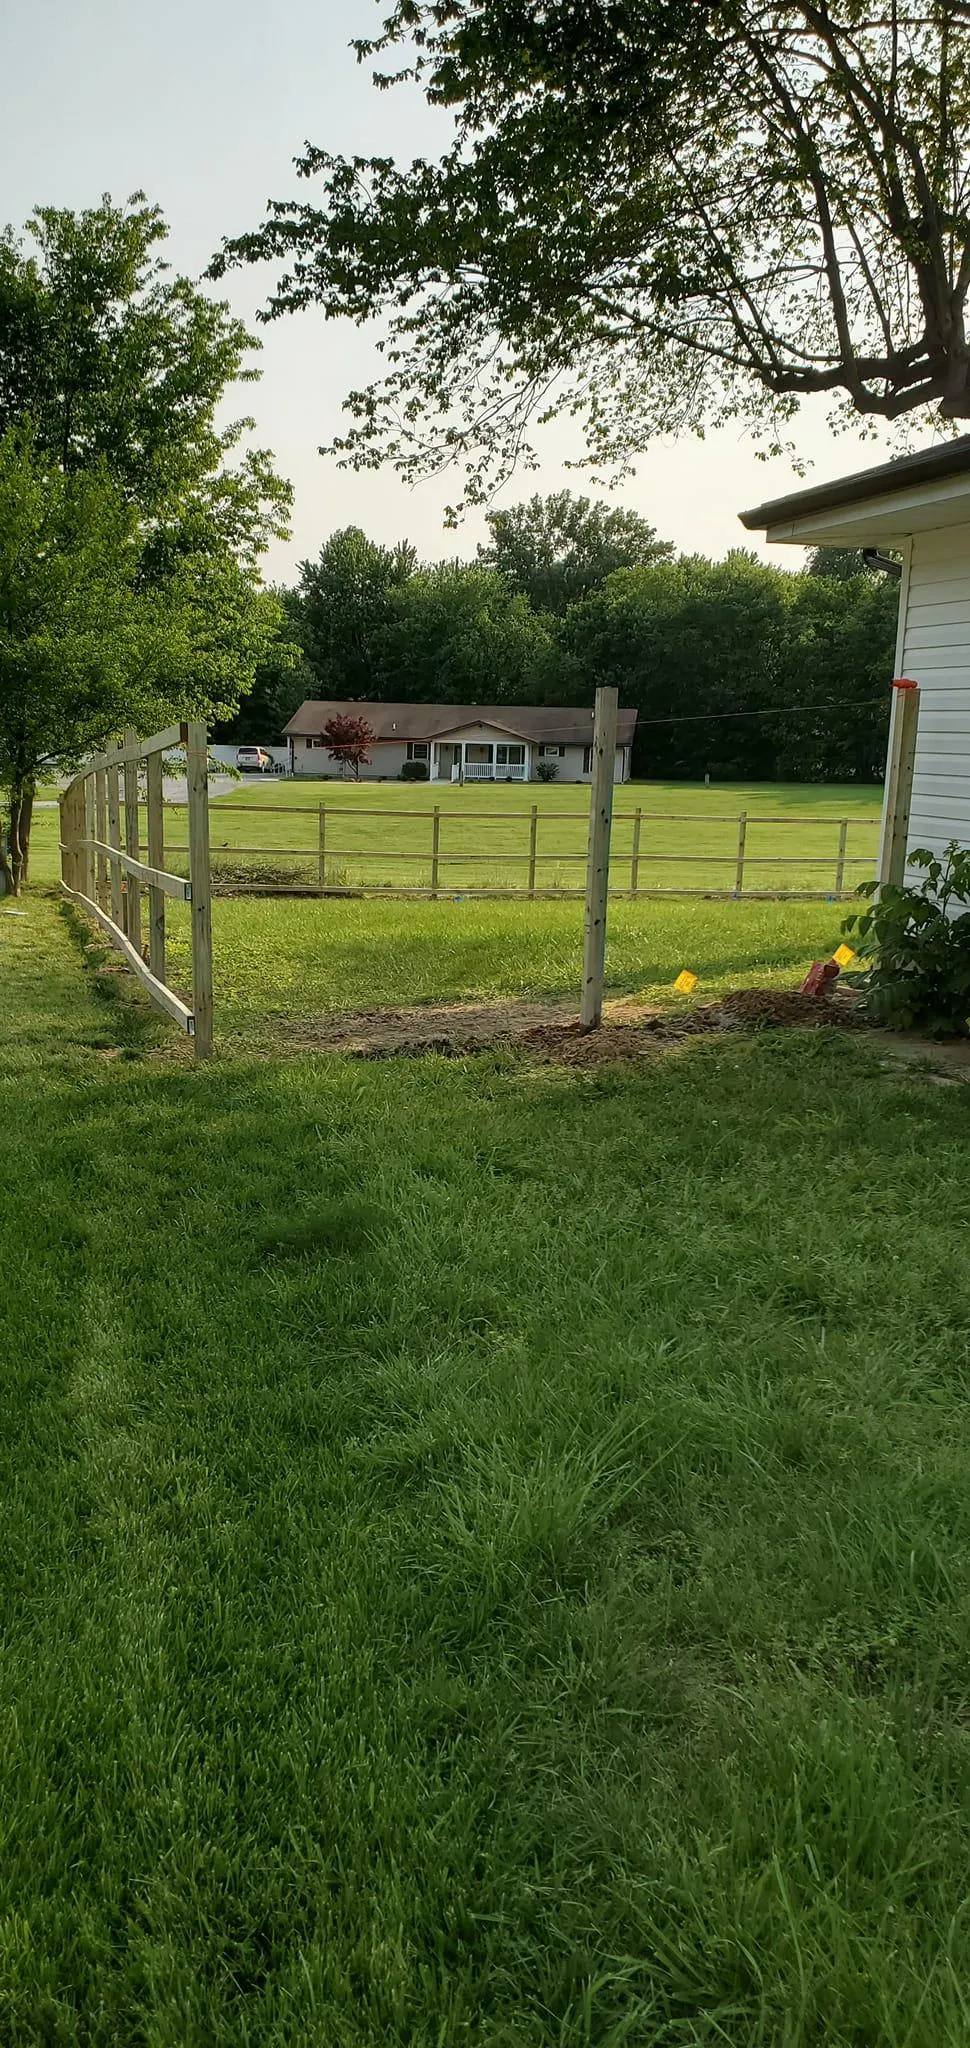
283;701;637;784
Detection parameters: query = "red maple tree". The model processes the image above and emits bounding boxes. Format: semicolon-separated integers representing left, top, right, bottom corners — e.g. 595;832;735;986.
321;713;377;780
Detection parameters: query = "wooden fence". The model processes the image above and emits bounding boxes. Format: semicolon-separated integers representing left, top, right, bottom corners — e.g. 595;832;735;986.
174;799;879;900
59;723;213;1057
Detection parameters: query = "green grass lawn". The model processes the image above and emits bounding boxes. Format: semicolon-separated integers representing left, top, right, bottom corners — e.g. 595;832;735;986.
184;777;881;897
3;891;970;2044
29;786;876;1043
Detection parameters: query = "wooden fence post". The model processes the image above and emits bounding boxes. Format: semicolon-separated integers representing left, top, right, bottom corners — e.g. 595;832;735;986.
58;794;67;890
106;762;124;930
318;803;327;889
528;804;538;898
122;730;142;952
95;766;108;910
431;805;440;898
734;812;747;897
146;748;166;983
834;819;849;895
185;722;214;1058
82;775;96;902
630;807;642;896
878;682;920;889
580;686;619;1029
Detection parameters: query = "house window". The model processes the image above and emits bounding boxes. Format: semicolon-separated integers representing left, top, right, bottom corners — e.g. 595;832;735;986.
307;737;326;749
582;745;593;773
538;743;565;758
406;741;430;761
495;743;526;766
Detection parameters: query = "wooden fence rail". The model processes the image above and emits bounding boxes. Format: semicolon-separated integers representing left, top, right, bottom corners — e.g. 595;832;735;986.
166;797;879;902
59;722;213;1056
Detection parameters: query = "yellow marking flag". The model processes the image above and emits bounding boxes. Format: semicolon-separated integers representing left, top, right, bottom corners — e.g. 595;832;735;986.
673;970;698;995
832;943;856;969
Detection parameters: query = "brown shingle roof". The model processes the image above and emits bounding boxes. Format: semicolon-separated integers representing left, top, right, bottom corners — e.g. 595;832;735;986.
283;701;638;745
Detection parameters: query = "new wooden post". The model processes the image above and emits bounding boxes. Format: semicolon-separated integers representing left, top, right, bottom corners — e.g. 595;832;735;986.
528;804;538;898
58;793;68;890
834;818;849;895
431;805;440;898
146;748;166;983
83;775;96;901
122;730;142;952
185;722;214;1058
878;682;920;889
630;807;642;896
106;762;124;930
95;766;108;910
734;811;747;897
318;803;327;889
580;686;619;1029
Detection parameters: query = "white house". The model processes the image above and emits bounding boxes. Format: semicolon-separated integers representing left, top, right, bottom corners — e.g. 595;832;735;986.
283;701;637;783
741;438;970;883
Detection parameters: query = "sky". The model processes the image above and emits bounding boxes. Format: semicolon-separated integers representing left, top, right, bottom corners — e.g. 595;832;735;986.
0;0;921;582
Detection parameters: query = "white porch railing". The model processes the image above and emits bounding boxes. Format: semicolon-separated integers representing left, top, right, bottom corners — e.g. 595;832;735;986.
463;763;527;780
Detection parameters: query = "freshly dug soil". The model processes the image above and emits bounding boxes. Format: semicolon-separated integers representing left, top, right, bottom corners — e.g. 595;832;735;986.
278;985;869;1063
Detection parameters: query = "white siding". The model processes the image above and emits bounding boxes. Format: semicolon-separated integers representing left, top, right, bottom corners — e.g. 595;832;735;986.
901;529;970;862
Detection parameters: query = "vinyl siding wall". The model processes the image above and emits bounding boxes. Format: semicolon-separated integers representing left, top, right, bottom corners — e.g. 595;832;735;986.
900;529;970;862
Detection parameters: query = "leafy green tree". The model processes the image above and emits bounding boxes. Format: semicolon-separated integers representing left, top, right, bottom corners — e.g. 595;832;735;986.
554;552;896;781
0;430;281;891
217;3;970;506
292;528;416;693
211;591;311;743
380;562;552;702
0;196;291;881
807;546;896;581
478;492;672;613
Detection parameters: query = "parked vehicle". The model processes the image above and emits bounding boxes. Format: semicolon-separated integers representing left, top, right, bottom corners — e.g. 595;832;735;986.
236;746;275;773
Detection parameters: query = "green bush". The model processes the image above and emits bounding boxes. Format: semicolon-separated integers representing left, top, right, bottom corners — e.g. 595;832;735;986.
535;759;558;783
400;759;429;781
844;842;970;1035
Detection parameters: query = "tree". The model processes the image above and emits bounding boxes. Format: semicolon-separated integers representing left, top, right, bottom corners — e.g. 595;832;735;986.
292;528;416;692
321;711;377;778
216;3;970;506
552;551;897;781
478;492;672;612
807;546;894;580
0;196;291;881
211;591;312;743
380;561;552;700
0;430;281;891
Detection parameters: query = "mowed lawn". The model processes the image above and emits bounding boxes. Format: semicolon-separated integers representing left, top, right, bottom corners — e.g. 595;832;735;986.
4;892;970;2044
30;785;881;1041
181;776;881;896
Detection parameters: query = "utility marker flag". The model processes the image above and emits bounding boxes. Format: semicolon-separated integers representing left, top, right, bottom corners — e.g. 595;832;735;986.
833;943;856;969
673;970;698;994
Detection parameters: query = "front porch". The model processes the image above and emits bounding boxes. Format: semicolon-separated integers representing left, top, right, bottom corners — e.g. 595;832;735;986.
432;739;529;782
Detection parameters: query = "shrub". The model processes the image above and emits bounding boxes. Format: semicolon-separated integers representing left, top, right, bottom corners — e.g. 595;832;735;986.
844;842;970;1035
535;759;558;783
400;759;429;781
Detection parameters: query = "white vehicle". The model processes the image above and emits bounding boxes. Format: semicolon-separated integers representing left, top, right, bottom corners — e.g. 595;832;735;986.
236;746;275;773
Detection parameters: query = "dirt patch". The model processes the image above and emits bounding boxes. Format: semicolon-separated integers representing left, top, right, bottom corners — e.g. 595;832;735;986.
278;986;871;1063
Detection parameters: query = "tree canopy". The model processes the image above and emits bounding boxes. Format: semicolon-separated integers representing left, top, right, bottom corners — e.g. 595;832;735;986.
478;491;672;612
0;197;291;886
217;2;970;507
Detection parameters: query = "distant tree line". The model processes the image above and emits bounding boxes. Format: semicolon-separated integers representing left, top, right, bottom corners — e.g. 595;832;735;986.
218;492;899;783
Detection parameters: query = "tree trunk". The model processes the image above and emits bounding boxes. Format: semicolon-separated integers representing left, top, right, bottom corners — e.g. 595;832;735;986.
3;781;35;896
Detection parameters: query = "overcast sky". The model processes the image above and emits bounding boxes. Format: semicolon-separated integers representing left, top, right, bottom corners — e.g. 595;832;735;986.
0;0;922;581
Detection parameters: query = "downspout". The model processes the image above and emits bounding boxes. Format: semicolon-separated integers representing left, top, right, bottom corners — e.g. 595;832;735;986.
876;537;914;887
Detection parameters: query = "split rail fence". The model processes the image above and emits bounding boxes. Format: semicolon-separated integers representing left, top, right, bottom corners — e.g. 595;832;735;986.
59;723;213;1057
180;799;879;901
